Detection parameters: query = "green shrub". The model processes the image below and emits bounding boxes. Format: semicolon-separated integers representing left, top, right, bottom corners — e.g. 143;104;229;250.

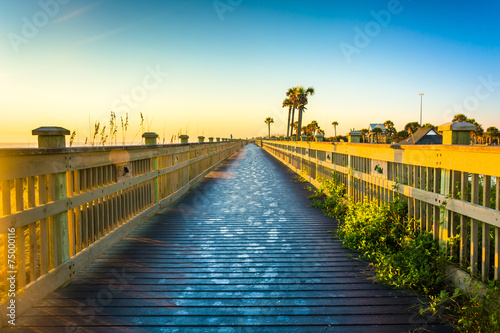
311;178;500;331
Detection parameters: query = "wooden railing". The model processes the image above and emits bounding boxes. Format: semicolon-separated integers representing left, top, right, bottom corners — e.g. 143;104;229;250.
0;135;244;326
262;138;500;283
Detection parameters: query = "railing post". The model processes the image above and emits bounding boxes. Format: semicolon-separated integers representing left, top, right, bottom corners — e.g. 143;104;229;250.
142;132;158;145
437;122;477;248
439;122;477;145
301;135;308;142
209;137;214;143
198;136;205;143
142;132;159;203
216;137;220;142
179;135;189;144
315;134;324;142
32;127;70;266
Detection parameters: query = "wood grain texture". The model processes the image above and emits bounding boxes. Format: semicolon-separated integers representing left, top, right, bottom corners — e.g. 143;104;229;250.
11;144;452;332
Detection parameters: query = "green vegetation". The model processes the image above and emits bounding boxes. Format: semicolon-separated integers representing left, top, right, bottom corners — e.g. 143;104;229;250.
264;117;274;139
283;86;314;141
331;121;339;137
309;177;500;332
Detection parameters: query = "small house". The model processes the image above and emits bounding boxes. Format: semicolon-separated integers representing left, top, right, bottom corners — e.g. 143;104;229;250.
398;127;442;145
368;123;387;143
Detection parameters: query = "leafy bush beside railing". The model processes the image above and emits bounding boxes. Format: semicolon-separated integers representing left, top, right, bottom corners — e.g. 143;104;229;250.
310;178;500;332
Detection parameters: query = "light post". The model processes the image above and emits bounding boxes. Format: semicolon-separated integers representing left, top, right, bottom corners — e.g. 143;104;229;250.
419;93;424;126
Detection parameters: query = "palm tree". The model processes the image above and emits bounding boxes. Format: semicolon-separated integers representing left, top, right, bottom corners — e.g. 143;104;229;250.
286;87;299;140
282;98;293;137
452;114;468;122
310;120;319;136
264;117;274;138
466;118;483;144
372;127;382;143
393;130;410;142
296;86;315;141
451;114;483;144
360;128;369;143
292;121;299;135
332;121;339;137
422;123;436;129
404;122;421;134
485;127;498;144
383;120;396;142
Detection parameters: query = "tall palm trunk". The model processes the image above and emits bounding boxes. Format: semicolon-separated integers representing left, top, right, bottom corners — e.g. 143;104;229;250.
268;124;271;138
290;105;296;140
286;106;291;137
297;107;303;141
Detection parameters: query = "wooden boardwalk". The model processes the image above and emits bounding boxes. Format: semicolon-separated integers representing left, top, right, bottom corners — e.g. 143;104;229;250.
11;144;452;332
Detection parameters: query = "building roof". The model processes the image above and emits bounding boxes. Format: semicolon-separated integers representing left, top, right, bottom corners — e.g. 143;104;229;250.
369;123;386;132
398;127;442;145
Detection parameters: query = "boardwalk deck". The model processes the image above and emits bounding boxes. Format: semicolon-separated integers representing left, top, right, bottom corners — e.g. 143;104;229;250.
10;144;452;332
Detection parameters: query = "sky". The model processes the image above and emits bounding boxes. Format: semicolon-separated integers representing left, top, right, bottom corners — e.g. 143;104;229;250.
1;0;499;144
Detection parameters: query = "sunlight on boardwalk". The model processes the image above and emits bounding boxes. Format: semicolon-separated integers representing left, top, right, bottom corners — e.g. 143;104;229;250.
11;144;452;332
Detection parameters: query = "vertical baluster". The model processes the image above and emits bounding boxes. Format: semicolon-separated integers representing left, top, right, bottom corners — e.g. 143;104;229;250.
482;175;491;279
407;165;414;227
117;190;123;226
2;181;11;293
433;168;441;240
66;171;75;257
449;171;460;259
419;167;426;232
105;166;111;234
88;168;95;245
81;169;88;249
14;178;27;288
495;175;500;280
460;172;469;266
38;176;48;275
471;173;480;275
99;166;105;238
27;176;37;282
73;170;81;254
426;167;432;232
94;167;101;240
46;173;56;270
413;166;420;230
108;165;113;231
124;188;130;221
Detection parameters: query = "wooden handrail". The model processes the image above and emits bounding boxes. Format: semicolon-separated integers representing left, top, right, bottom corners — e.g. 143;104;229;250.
262;139;500;283
0;140;245;327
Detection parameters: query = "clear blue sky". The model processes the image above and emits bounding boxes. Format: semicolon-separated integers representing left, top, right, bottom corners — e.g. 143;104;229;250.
1;0;499;142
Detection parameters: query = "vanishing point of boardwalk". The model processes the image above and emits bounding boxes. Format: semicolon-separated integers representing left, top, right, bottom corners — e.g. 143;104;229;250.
11;144;452;332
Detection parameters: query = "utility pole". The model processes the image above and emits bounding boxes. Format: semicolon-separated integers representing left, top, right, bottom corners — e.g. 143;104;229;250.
419;93;424;126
